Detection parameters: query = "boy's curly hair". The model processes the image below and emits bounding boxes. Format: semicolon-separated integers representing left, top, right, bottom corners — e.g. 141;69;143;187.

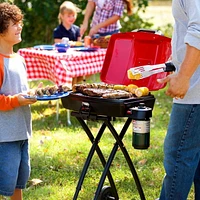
0;2;23;34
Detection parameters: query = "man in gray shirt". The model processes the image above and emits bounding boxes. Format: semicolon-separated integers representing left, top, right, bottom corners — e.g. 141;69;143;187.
157;0;200;199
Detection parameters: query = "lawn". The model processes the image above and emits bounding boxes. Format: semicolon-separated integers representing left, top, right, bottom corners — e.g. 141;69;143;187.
13;77;189;200
26;85;165;200
8;2;193;199
20;76;195;200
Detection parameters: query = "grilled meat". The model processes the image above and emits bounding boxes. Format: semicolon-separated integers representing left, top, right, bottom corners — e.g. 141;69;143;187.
72;83;114;93
82;88;115;97
40;85;58;96
82;87;132;99
72;83;88;92
35;88;44;96
102;90;132;99
58;84;71;92
33;84;68;97
72;83;148;99
48;85;58;95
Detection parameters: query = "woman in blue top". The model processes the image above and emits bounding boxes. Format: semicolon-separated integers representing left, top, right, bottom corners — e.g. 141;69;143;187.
53;1;81;43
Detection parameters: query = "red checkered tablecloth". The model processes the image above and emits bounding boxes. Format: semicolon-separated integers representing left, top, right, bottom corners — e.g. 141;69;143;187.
18;48;107;86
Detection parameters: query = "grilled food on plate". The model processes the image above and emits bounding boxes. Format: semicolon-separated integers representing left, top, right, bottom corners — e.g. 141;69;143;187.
28;84;71;97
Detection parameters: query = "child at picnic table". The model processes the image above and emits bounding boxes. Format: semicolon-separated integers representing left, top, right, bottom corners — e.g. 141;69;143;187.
80;0;133;37
0;2;37;200
53;1;81;43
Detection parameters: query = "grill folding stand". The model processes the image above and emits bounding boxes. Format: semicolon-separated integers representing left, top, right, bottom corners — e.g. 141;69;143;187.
61;93;155;200
61;30;170;199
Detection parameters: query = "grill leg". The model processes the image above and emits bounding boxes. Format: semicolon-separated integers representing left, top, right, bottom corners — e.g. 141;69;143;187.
98;118;146;200
73;117;119;200
71;112;146;200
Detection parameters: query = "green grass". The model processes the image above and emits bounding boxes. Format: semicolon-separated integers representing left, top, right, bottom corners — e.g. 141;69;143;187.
23;79;195;200
22;77;196;200
16;79;164;199
16;3;191;199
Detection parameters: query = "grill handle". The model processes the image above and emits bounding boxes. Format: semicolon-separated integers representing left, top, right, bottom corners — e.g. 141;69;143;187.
133;28;163;35
164;62;176;72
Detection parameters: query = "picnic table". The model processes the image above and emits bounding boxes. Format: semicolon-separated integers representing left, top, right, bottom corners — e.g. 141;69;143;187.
18;47;107;87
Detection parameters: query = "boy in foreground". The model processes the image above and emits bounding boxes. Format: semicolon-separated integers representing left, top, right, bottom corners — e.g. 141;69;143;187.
0;2;37;200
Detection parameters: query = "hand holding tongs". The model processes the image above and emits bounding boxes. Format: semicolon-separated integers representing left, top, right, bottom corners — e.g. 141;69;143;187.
128;62;176;80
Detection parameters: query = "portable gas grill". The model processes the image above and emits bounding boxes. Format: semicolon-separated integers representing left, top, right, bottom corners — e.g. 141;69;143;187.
62;93;155;200
61;30;172;200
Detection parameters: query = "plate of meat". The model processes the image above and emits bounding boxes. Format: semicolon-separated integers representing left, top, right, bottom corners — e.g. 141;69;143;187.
25;92;70;101
25;84;71;101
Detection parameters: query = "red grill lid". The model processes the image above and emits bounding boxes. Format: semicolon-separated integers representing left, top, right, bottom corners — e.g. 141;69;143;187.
100;31;172;91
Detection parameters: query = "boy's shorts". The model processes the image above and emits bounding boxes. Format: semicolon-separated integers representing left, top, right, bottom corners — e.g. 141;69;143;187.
0;140;30;196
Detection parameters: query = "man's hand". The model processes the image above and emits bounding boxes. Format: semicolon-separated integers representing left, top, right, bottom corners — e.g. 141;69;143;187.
157;72;190;99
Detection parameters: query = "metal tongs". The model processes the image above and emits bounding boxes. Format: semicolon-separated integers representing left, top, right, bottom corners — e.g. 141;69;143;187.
128;62;176;80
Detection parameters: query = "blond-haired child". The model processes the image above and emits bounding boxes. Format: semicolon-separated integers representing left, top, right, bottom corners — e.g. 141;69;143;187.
53;1;81;43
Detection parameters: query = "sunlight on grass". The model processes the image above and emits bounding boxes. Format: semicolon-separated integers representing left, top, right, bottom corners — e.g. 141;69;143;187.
23;19;197;198
25;84;195;199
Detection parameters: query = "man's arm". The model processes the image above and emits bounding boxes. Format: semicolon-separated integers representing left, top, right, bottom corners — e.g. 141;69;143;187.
158;44;200;98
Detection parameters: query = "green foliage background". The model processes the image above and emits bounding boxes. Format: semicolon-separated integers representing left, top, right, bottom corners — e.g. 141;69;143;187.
0;0;153;49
